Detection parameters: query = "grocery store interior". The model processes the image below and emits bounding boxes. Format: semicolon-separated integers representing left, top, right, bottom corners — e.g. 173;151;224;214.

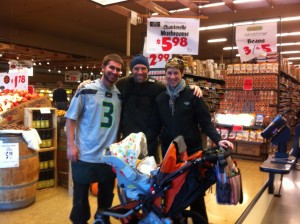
1;0;300;224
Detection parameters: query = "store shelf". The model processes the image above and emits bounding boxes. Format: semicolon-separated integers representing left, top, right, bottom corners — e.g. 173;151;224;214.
24;107;57;190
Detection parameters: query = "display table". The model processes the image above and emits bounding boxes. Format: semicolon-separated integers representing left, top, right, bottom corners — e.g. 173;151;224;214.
260;155;296;196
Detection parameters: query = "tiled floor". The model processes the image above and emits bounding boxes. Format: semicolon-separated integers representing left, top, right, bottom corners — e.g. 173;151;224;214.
0;159;270;224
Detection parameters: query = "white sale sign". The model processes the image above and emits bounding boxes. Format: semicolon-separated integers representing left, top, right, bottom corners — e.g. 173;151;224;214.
146;17;200;55
235;22;277;62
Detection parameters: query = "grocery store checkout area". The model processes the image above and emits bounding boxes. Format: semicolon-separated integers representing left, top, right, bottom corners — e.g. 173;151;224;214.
237;111;299;224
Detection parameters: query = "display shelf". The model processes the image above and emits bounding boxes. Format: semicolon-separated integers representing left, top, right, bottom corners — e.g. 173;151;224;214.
24;107;57;190
184;74;225;112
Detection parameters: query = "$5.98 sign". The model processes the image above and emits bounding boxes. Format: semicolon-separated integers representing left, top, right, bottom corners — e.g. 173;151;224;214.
146;17;199;55
0;73;28;90
236;22;277;62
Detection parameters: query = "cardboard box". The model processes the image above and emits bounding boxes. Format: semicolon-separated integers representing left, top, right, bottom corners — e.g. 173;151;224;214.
0;96;52;125
236;142;261;156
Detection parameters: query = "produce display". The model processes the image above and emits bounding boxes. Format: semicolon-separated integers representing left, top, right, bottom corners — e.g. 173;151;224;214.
0;89;41;112
0;123;30;130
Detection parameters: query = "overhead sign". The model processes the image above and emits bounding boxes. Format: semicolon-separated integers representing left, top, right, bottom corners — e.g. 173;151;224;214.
146;17;200;55
0;72;28;90
235;22;277;62
143;37;172;69
65;70;82;82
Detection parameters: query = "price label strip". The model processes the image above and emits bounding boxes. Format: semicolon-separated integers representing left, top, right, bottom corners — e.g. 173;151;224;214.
146;17;199;55
0;142;19;168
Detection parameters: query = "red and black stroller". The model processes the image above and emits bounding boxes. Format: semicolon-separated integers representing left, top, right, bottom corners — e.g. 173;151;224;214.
95;135;231;224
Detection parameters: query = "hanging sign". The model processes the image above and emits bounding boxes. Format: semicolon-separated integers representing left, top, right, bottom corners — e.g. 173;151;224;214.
146;17;199;55
0;72;28;90
235;22;277;63
65;71;82;82
143;37;172;69
0;142;19;168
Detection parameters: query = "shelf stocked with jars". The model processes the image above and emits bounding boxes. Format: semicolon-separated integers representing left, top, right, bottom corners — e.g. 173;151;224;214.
24;107;57;190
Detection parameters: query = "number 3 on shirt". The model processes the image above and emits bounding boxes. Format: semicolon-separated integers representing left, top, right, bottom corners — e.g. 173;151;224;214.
101;101;114;128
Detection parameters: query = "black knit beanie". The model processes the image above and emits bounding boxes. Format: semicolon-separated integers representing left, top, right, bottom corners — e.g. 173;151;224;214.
130;54;149;70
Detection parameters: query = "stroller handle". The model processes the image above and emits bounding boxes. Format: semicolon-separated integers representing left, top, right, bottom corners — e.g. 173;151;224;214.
202;146;231;163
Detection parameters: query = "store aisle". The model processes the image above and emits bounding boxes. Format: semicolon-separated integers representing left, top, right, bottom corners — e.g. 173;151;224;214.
0;159;268;224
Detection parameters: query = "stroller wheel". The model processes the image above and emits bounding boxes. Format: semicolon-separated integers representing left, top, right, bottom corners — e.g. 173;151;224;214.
182;210;208;224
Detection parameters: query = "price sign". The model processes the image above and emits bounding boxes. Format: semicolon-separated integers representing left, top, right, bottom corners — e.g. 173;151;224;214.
65;71;82;82
0;142;19;168
146;17;199;55
233;125;243;132
0;72;28;90
243;78;253;90
236;22;277;62
148;53;171;68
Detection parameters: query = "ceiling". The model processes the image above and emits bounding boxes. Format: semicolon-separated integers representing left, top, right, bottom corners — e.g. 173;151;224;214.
1;0;300;74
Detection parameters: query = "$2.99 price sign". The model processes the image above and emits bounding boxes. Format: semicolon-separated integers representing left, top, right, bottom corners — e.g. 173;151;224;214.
156;37;188;52
148;54;171;68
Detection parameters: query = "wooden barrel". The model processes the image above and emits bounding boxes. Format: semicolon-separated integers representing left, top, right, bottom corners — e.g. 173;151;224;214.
57;127;69;188
0;133;39;210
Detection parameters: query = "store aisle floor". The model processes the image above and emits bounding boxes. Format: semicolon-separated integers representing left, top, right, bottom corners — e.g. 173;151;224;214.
0;159;269;224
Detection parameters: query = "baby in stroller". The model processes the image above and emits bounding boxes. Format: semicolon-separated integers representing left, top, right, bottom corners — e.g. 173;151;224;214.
94;133;231;224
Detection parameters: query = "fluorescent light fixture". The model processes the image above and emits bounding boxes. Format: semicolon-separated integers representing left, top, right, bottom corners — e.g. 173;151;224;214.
234;21;254;26
170;8;189;13
288;62;293;65
208;38;227;43
281;51;300;54
233;0;263;4
282;16;300;22
277;42;300;46
253;18;280;24
277;32;300;37
223;46;239;50
199;2;225;8
91;0;127;6
199;24;232;31
288;57;300;60
236;54;240;57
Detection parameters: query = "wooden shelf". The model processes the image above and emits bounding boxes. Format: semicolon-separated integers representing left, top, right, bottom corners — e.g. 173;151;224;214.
24;107;57;190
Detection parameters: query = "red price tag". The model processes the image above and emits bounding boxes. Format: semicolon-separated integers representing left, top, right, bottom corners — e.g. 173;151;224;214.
233;125;243;132
243;78;253;90
156;37;188;52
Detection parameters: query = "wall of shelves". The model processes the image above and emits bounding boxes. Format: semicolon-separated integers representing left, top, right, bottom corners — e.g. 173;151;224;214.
24;107;57;190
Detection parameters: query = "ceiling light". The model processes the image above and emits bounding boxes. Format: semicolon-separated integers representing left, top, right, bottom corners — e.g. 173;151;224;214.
277;32;300;37
223;46;239;50
277;42;300;46
48;69;51;72
236;54;240;57
199;2;225;8
288;57;300;60
47;62;50;65
233;0;263;4
91;0;127;6
282;16;300;22
208;38;227;43
281;51;300;54
58;70;61;73
199;24;232;31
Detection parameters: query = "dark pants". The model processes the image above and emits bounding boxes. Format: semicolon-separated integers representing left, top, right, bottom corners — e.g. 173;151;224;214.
70;161;115;224
190;196;208;224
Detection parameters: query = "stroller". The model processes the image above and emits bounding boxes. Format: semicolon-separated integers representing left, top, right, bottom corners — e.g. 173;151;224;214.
95;135;231;224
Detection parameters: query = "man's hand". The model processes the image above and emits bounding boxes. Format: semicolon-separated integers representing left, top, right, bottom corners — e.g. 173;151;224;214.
67;144;79;162
77;79;92;90
190;85;203;98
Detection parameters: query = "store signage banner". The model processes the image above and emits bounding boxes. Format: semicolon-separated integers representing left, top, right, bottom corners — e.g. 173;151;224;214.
0;72;28;90
65;71;82;82
236;22;277;62
146;17;199;55
143;37;172;69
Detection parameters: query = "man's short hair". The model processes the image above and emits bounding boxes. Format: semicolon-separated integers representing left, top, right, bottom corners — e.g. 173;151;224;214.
102;54;124;68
